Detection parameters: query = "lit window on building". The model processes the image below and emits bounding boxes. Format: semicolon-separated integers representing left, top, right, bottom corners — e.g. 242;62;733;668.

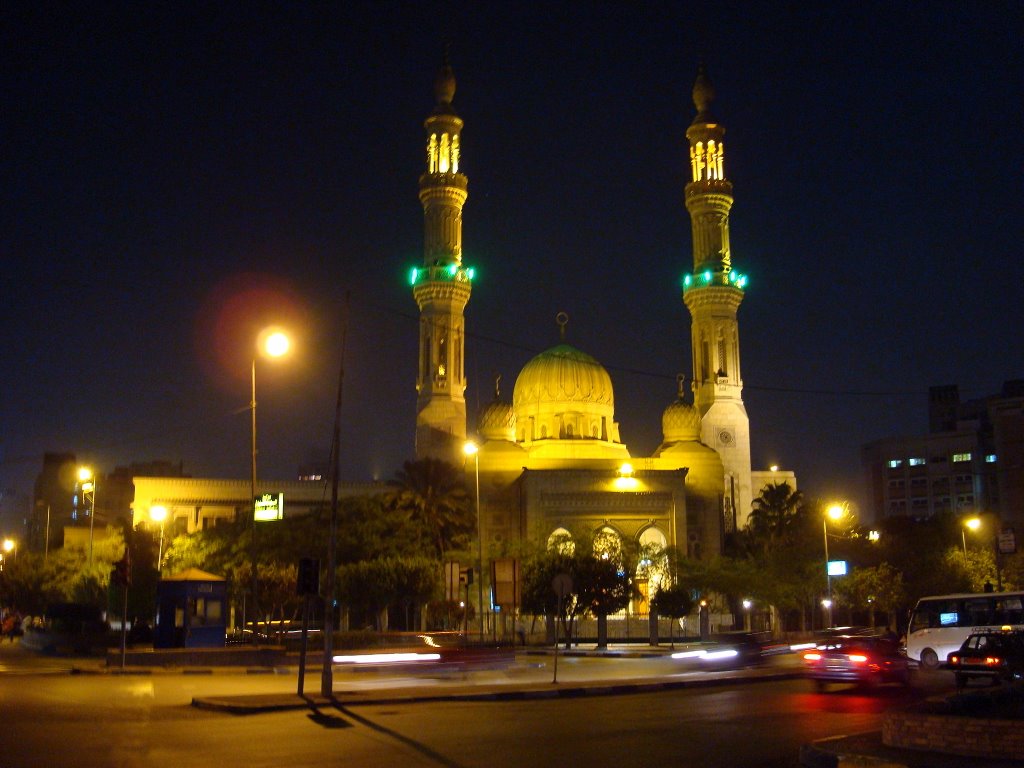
888;459;903;468
952;452;972;463
908;458;927;466
985;454;997;463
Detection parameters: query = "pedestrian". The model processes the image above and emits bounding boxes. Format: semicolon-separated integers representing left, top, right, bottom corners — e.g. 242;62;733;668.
2;611;18;641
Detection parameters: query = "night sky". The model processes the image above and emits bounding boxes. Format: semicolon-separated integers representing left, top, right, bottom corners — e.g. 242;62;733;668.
3;2;1022;516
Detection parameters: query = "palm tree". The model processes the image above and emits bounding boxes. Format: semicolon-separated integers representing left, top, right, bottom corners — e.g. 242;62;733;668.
747;482;804;556
388;458;474;560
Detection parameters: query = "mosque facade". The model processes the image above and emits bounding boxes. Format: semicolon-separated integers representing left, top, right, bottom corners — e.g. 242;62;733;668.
411;60;793;596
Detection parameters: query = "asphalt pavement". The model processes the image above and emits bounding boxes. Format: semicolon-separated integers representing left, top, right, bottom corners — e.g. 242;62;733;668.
1;639;1016;767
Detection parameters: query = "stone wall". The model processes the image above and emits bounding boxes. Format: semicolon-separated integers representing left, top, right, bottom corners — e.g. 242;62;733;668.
883;709;1024;761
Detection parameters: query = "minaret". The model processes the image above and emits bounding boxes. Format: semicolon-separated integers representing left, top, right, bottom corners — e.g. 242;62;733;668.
681;65;753;531
411;54;472;464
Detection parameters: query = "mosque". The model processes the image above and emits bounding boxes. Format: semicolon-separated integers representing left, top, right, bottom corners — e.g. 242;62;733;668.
410;58;794;604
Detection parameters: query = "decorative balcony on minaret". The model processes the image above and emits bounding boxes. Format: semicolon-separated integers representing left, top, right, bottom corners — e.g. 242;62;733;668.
411;55;472;464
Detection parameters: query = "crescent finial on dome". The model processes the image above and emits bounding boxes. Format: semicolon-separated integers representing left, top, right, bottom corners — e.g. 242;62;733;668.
556;311;569;341
434;43;456;106
692;62;716;123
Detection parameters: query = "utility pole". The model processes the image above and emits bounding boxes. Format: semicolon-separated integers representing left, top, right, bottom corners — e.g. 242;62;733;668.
322;292;350;698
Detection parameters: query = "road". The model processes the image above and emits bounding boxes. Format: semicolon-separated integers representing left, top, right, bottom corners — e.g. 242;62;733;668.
0;644;953;768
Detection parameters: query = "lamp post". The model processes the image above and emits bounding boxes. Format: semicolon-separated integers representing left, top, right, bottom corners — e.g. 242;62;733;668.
150;505;167;573
78;467;97;566
248;328;291;643
463;440;483;643
823;503;846;629
962;516;980;565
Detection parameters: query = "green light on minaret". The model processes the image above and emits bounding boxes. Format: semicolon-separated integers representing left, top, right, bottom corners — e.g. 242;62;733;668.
466;267;475;280
447;263;458;277
409;267;419;286
683;274;692;287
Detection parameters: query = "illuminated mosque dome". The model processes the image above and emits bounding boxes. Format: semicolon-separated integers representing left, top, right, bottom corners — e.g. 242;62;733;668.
512;331;626;456
478;376;516;442
514;345;614;418
662;376;701;443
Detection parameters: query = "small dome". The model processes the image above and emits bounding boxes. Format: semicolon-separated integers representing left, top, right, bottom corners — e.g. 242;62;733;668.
662;376;700;442
513;344;614;415
479;399;515;442
662;398;701;442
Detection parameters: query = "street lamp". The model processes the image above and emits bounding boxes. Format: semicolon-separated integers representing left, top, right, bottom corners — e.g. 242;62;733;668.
463;440;483;643
249;327;291;643
962;516;981;564
0;539;13;572
150;505;167;573
963;514;1002;591
823;503;846;629
78;467;97;566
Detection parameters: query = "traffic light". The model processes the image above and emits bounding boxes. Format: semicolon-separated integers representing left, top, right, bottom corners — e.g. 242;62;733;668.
111;552;131;587
296;557;320;596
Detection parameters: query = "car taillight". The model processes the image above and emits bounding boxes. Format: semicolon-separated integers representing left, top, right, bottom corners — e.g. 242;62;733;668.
803;652;822;662
949;655;959;665
985;656;1004;666
848;654;868;663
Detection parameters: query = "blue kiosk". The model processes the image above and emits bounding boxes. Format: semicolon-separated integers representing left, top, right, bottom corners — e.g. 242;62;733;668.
155;568;227;648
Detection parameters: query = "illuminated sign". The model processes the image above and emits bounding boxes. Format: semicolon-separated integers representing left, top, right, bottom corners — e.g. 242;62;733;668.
254;493;284;522
827;560;847;576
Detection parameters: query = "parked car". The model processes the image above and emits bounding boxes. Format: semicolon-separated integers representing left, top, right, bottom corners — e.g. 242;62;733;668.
945;629;1024;689
802;634;910;691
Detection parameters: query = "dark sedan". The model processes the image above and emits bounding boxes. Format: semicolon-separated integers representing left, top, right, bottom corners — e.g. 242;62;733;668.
802;634;910;691
946;630;1024;689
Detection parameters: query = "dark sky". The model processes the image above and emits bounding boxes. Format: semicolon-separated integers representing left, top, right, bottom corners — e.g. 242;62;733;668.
2;2;1022;514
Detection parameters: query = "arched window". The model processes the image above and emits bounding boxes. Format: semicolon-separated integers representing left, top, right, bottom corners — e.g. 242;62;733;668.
593;526;622;564
547;528;575;555
636;526;669;614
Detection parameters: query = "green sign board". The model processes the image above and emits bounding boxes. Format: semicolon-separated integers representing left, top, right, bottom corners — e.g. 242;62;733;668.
254;492;284;522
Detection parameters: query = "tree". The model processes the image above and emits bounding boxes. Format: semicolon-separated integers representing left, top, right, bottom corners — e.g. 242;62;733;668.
651;583;694;648
336;557;441;631
833;563;906;629
388;458;475;559
575;555;632;648
746;482;804;557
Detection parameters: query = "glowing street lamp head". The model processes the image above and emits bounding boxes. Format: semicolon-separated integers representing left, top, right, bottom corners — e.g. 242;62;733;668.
150;505;168;524
965;517;981;531
78;467;92;482
826;504;845;521
260;329;291;358
463;440;479;457
2;539;13;553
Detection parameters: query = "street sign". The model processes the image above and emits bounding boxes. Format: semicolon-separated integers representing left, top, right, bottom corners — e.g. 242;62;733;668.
444;561;460;601
552;573;573;599
492;558;519;607
254;492;284;521
998;528;1017;555
827;560;847;576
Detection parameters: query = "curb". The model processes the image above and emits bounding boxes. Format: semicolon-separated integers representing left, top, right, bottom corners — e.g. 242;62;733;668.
799;737;909;768
191;670;802;713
